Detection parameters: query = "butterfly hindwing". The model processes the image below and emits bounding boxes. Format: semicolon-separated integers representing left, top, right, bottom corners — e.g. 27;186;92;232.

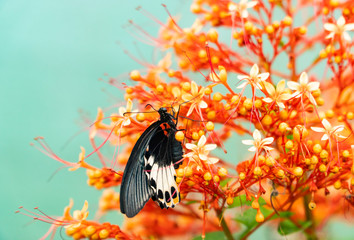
144;125;183;209
120;121;162;218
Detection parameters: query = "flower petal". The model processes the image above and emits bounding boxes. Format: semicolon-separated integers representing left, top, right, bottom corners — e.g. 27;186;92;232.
199;100;208;109
344;23;354;31
262;137;274;145
207;157;219;164
242;139;254;145
250;64;259;77
248;146;257;152
311;127;325;133
287;81;300;90
321;119;331;130
198;135;207;147
264;81;276;96
237;81;248;89
258;72;270;81
337;16;345;26
308;82;320;91
324;23;336;32
253;129;261;141
185;143;197;150
277;79;286;92
321;134;329;141
262;97;273;103
204;144;217;151
299;72;308;85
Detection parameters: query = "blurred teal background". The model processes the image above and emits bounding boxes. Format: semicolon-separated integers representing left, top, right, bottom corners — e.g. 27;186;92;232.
1;1;353;240
0;1;191;239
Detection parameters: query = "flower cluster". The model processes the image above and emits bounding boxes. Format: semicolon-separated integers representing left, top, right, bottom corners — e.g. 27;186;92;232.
21;0;354;239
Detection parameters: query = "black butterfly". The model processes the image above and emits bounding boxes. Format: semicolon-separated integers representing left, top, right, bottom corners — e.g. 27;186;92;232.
120;107;184;218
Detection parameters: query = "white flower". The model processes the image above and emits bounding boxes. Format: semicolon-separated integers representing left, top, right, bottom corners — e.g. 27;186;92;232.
287;72;319;105
184;135;219;165
242;129;274;152
118;99;137;126
263;80;292;108
311;119;346;141
66;200;89;229
324;16;354;42
237;64;269;90
229;0;258;18
182;81;208;116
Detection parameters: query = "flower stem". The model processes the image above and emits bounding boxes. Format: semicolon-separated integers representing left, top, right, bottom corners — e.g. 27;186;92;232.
303;195;318;240
216;209;234;240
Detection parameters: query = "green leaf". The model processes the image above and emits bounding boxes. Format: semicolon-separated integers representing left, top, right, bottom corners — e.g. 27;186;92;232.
185;200;198;205
234;208;258;229
277;220;312;236
220;178;231;187
193;231;225;240
286;134;294;140
227;194;248;208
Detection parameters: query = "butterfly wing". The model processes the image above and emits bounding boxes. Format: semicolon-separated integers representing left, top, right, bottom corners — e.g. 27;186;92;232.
144;125;183;209
120;121;162;218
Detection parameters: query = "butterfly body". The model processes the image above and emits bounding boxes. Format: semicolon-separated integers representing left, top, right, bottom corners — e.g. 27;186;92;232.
120;108;183;218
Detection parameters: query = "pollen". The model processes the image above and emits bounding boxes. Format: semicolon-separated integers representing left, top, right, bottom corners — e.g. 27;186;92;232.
175;131;185;142
213;175;220;183
206;121;214;131
266;156;275;167
239;172;246;180
207;29;218;42
213;92;223;102
293;167;303;177
184;166;193;177
99;229;110;239
253;167;262;177
347;112;354;120
319;164;327;172
130;70;141;81
265;25;275;34
204;172;212;181
218;167;227;177
334;180;342;189
192;132;199;140
182;82;191;92
277;169;285;178
279;110;288;120
207;111;216;120
342;150;350;158
136;113;145;122
311;155;319;165
299;26;307;35
283;16;292;26
243;98;253;110
226;196;234;205
319;49;327;58
279;122;289;133
320;150;328;160
156;85;164;94
262;115;273;126
329;0;339;7
285;140;294;149
177;168;184;178
254;99;262;108
85;226;96;237
312;144;322;154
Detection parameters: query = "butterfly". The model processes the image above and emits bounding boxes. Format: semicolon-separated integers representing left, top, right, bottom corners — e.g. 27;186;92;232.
120;107;184;218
